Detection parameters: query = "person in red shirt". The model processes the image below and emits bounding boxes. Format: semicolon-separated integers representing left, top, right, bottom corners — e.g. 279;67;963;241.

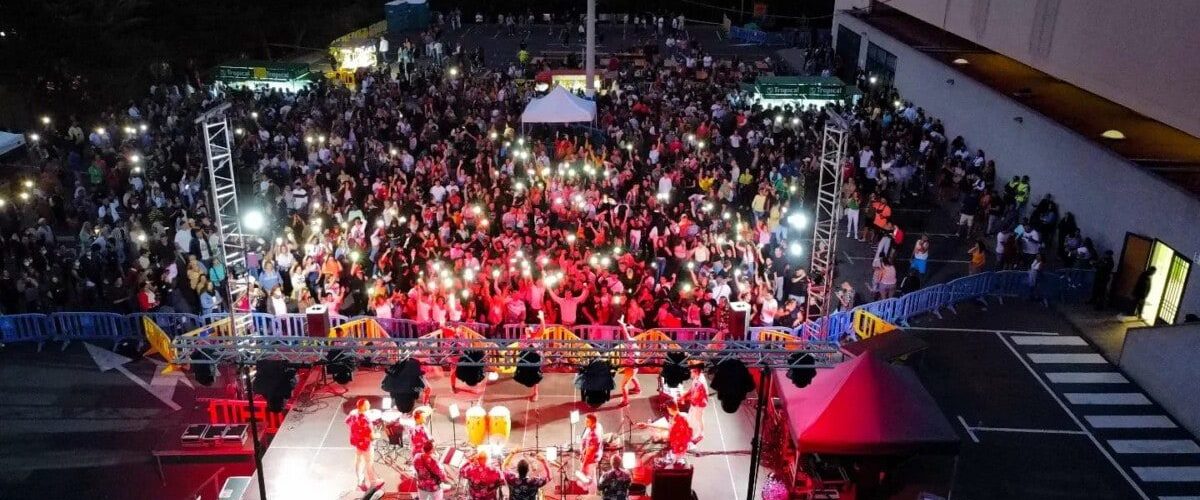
461;452;503;500
413;440;446;499
345;399;383;491
665;402;693;460
578;414;604;488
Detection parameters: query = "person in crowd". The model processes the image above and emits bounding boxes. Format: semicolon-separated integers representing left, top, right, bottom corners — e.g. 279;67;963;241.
598;455;632;500
413;440;447;500
504;457;550;500
461;452;504;500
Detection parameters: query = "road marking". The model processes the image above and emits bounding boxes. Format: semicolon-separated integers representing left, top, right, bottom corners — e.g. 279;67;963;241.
1108;440;1200;454
1028;353;1108;364
1047;372;1130;384
711;392;740;500
85;342;181;411
1133;467;1200;482
1159;497;1200;499
1085;415;1177;429
1011;335;1087;345
1065;393;1152;405
956;415;979;443
995;333;1150;499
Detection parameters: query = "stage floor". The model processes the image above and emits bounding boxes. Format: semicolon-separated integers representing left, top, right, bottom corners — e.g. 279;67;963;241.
239;367;763;499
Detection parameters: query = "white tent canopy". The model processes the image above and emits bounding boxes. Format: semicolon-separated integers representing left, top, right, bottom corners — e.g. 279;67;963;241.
521;86;596;124
0;131;26;157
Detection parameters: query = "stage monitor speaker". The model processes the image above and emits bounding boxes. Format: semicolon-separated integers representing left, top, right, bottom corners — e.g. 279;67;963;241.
306;305;330;337
728;301;751;340
651;464;693;500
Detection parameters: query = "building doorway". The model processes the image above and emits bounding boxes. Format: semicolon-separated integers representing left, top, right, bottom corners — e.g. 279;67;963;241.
1117;233;1192;325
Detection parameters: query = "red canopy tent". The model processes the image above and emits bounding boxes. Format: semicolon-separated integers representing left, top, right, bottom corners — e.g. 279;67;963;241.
772;353;959;456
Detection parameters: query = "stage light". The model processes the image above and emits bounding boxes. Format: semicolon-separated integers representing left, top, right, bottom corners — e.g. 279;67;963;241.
190;350;217;386
710;358;755;414
578;360;615;408
254;360;298;413
789;242;804;257
513;349;544;387
382;358;426;413
242;210;266;232
787;352;817;388
622;452;637;470
787;213;808;229
326;349;356;385
661;351;690;388
546;446;558;462
448;403;460;420
455;350;487;386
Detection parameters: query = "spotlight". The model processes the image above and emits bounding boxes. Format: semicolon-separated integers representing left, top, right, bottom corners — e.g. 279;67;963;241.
326;349;356;385
254;360;298;413
578;360;615;408
242;210;266;232
660;351;690;388
190;350;217;386
381;358;426;413
787;352;817;388
513;349;544;387
710;358;754;413
786;213;808;229
455;350;487;386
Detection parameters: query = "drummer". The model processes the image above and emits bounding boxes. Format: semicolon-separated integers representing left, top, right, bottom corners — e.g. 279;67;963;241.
409;406;432;453
504;457;551;500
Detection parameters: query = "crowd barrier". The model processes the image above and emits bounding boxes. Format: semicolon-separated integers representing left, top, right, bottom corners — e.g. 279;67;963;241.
0;269;1092;350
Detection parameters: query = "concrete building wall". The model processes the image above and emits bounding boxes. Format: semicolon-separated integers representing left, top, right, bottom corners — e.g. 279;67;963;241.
1120;323;1200;438
833;0;1200;139
834;12;1200;317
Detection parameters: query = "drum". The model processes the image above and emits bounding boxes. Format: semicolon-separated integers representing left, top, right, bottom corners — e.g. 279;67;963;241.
488;406;511;445
465;405;488;446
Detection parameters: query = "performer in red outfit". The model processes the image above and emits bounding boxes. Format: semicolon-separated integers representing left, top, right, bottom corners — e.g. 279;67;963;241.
665;402;693;459
413;440;447;500
578;414;604;487
461;452;504;500
685;365;709;441
408;406;432;453
345;399;383;491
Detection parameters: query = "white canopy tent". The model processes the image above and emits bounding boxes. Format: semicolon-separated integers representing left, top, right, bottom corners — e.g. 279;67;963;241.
521;86;597;124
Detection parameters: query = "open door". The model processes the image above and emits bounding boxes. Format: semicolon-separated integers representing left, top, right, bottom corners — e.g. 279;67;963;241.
1112;233;1153;310
1156;253;1192;325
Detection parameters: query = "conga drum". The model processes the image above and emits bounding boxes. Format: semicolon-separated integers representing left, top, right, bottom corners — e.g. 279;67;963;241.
465;405;488;446
488;406;511;446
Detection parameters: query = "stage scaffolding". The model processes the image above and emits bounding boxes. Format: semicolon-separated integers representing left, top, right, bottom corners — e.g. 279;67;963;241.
807;108;850;326
171;336;843;369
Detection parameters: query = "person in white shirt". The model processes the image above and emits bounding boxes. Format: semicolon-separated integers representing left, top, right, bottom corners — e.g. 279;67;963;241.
548;285;589;325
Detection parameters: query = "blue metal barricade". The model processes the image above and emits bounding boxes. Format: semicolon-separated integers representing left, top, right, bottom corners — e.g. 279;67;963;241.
276;314;307;336
0;313;53;347
52;312;134;349
131;312;203;337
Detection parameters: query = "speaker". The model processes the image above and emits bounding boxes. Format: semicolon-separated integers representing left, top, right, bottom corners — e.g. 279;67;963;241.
306;305;330;337
728;301;751;340
651;464;693;500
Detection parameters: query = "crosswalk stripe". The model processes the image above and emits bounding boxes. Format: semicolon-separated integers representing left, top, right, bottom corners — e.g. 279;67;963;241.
1047;372;1129;384
1028;353;1108;364
1085;415;1177;429
1159;496;1200;499
1132;466;1200;482
1065;393;1152;405
1012;335;1088;346
1108;440;1200;454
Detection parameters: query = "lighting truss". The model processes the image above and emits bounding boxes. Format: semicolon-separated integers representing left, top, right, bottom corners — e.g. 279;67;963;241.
172;336;844;370
196;103;251;333
807;107;849;326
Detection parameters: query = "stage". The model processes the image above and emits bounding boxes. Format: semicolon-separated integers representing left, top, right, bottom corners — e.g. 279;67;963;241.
239;367;764;499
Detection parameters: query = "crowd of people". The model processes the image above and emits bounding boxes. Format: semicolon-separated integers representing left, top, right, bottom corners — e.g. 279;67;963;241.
1;18;1111;335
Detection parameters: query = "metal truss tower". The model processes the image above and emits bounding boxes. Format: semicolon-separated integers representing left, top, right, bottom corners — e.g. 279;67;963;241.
196;103;250;332
807;108;850;329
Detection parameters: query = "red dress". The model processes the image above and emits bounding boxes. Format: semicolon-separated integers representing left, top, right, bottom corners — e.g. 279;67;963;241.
668;414;692;456
687;379;708;409
345;412;373;452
